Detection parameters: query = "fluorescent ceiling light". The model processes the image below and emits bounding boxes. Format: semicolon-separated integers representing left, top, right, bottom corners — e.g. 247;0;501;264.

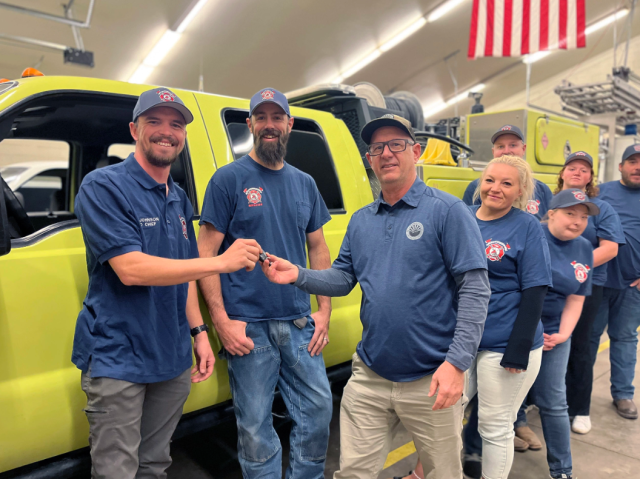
428;0;465;23
380;17;427;52
129;64;154;85
523;50;552;64
423;83;485;118
341;50;382;80
585;8;628;35
143;30;182;67
176;0;209;33
423;101;448;118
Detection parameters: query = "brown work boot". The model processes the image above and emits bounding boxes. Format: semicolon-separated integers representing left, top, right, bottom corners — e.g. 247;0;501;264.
515;425;542;450
514;435;529;452
613;399;638;419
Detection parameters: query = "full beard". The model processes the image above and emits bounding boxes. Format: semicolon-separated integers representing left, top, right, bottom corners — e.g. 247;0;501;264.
621;170;640;189
254;128;289;167
143;135;182;167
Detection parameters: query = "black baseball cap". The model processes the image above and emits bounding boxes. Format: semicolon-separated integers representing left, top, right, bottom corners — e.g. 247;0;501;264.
360;114;416;145
622;144;640;162
491;124;524;144
133;88;194;124
550;188;600;216
565;150;593;166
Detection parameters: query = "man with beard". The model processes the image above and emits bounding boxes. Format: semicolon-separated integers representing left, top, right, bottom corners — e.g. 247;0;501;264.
197;88;333;478
591;144;640;420
72;88;261;479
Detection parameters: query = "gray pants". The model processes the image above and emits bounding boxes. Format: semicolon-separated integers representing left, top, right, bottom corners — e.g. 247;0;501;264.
81;368;191;479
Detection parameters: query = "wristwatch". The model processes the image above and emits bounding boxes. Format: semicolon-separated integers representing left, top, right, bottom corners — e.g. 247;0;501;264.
190;324;210;337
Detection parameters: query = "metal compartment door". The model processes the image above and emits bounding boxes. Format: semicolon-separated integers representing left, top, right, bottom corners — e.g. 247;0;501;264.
535;117;598;166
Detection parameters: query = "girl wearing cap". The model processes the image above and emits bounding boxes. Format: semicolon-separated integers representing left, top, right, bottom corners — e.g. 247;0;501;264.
554;152;625;435
528;188;598;479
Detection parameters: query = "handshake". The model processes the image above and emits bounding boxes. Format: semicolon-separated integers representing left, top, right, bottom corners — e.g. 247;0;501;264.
219;238;299;285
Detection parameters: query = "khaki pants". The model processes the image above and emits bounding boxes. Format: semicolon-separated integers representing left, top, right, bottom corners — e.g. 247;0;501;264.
334;354;464;479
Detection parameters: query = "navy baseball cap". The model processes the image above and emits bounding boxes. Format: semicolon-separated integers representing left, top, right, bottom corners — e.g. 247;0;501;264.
360;114;416;145
249;88;290;117
133;88;194;124
550;188;600;216
622;143;640;162
565;150;593;166
491;124;524;144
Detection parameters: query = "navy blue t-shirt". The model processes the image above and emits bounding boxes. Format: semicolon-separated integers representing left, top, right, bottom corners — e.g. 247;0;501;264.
72;155;199;383
541;224;593;335
463;178;553;220
332;178;488;381
580;196;625;286
200;155;331;322
599;181;640;289
472;207;552;352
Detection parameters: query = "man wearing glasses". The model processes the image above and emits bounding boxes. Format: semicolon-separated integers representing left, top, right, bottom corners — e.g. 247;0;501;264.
262;114;490;478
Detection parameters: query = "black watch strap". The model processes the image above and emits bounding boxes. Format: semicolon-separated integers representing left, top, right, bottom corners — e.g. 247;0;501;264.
190;324;209;337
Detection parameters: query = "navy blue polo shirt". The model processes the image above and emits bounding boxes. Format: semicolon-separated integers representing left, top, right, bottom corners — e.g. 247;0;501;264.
463;178;553;220
541;224;593;335
199;155;331;322
472;207;552;352
599;181;640;289
331;177;487;382
72;154;199;383
580;196;625;286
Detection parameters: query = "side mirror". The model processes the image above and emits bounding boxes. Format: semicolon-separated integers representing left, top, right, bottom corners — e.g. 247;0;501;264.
0;174;11;256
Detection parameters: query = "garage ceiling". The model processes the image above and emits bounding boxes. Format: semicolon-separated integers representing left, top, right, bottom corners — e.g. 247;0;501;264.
0;0;638;119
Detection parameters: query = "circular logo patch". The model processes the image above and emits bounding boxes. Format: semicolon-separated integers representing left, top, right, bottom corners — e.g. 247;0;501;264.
406;222;424;240
157;90;175;102
572;190;587;201
526;199;540;215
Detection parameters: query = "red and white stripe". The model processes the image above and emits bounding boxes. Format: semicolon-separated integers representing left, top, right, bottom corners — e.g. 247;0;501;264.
468;0;586;59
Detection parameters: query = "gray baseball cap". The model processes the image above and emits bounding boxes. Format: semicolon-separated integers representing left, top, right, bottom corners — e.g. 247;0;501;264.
565;151;593;166
622;143;640;162
491;124;524;144
133;88;194;124
550;188;600;216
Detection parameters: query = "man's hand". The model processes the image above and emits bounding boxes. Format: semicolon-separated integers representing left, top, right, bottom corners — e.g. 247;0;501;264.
191;332;215;383
631;278;640;291
217;239;261;273
543;332;569;351
308;309;331;357
261;254;299;284
428;361;465;410
216;316;254;356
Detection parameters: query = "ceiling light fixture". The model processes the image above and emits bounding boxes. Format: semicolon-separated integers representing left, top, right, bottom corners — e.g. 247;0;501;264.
522;8;630;65
423;83;485;119
128;0;209;84
332;0;464;83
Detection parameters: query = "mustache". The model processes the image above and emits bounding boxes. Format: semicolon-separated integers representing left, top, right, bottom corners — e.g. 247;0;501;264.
258;128;281;139
149;134;178;146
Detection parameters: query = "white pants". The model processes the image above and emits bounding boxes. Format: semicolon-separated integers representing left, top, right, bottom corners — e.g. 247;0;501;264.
467;348;543;479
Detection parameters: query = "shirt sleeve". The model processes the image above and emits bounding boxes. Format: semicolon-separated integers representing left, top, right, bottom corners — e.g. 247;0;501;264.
75;179;142;264
199;174;234;234
518;220;553;289
595;201;626;245
462;179;478;206
441;201;488;277
306;180;332;233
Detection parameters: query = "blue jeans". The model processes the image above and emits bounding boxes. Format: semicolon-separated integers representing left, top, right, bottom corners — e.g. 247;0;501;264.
529;339;572;478
591;286;640;400
224;318;332;479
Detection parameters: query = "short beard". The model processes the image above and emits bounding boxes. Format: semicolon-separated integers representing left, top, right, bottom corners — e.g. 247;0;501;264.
254;127;289;167
143;135;182;167
621;170;640;189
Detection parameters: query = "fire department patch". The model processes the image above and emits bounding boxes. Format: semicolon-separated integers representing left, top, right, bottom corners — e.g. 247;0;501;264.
179;214;188;239
485;238;510;262
572;190;587;201
244;187;264;207
261;90;275;100
501;126;512;131
526;199;540;215
571;261;590;283
158;90;176;102
635;145;640;152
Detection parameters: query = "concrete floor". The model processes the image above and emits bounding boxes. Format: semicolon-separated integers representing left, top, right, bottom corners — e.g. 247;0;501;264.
167;337;640;479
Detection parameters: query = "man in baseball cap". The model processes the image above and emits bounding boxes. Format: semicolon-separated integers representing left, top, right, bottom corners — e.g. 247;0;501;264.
249;87;291;117
133;87;194;124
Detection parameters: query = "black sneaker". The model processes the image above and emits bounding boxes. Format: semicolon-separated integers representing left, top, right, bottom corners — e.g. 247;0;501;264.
550;475;574;479
463;453;482;479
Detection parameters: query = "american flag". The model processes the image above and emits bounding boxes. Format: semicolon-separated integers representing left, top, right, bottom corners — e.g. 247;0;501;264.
468;0;586;59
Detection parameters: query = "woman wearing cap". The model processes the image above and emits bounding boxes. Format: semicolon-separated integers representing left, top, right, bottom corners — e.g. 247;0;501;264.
528;188;598;479
555;152;625;435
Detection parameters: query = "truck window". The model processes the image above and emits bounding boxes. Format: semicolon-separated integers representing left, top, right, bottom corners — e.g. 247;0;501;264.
0;93;197;241
223;109;345;213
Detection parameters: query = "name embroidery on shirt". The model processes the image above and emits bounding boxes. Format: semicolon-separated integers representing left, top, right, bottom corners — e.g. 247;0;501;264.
140;217;160;227
485;239;510;262
571;261;590;283
244;187;264;207
406;222;424;240
526;199;540;215
179;214;188;239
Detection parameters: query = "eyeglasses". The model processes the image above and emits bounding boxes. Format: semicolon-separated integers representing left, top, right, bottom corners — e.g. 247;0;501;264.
368;139;415;156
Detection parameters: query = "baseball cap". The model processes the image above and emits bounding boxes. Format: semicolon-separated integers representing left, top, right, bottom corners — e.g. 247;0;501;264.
249;88;290;117
565;151;593;166
550;188;600;216
133;88;194;124
360;114;416;145
622;143;640;162
491;124;524;144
